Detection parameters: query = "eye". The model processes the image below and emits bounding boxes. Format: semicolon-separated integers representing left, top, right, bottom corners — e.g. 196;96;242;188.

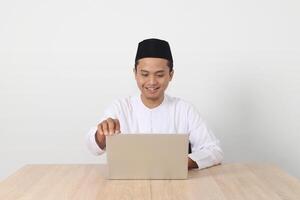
157;74;164;77
141;73;148;77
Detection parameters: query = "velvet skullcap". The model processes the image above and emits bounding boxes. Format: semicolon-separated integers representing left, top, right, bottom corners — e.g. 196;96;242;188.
135;38;173;62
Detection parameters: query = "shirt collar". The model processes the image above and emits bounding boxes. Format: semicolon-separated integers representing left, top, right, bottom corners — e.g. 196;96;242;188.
136;94;168;112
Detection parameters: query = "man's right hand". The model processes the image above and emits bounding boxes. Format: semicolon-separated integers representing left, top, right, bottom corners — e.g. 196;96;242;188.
95;118;120;150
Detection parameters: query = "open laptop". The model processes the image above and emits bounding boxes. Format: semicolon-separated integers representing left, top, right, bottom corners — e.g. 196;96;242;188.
106;134;189;180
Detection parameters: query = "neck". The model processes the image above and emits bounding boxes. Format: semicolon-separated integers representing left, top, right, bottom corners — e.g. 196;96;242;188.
140;94;164;109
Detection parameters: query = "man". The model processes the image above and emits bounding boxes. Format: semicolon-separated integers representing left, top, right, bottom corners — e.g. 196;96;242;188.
86;38;223;169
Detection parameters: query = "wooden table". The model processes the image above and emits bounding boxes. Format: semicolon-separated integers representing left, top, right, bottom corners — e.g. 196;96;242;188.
1;163;300;200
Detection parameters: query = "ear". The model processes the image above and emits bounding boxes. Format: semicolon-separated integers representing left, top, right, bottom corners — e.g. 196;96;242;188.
169;70;174;81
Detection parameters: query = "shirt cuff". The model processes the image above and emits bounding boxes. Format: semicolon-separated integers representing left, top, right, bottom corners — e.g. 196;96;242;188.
85;127;106;155
188;147;223;169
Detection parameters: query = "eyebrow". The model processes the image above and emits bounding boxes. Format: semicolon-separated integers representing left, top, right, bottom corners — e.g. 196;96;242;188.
140;70;166;74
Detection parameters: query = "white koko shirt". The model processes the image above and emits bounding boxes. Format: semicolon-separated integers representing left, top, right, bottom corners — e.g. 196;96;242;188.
86;94;223;169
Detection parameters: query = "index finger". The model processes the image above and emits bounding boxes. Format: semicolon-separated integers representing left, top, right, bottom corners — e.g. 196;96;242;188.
113;119;120;134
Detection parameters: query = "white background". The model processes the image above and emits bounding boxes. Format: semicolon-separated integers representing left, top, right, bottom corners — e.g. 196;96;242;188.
1;0;299;180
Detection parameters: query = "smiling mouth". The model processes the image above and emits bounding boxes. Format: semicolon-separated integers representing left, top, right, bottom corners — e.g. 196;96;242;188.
145;87;160;93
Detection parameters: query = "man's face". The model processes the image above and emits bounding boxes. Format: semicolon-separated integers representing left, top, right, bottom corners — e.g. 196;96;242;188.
134;57;173;102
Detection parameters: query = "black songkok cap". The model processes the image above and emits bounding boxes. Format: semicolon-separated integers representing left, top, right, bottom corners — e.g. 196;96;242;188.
135;38;173;62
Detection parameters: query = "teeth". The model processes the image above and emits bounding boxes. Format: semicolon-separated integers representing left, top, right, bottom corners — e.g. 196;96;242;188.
146;87;158;91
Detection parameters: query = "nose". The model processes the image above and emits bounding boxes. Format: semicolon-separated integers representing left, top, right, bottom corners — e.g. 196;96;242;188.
149;75;158;85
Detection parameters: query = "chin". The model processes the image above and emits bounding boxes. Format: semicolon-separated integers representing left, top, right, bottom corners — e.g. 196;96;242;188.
143;93;162;101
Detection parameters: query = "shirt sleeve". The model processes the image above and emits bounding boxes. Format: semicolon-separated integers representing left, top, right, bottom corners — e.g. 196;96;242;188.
85;102;118;156
187;105;224;169
85;126;105;155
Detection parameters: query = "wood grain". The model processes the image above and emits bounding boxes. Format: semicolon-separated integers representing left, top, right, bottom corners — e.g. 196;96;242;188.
0;163;299;200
